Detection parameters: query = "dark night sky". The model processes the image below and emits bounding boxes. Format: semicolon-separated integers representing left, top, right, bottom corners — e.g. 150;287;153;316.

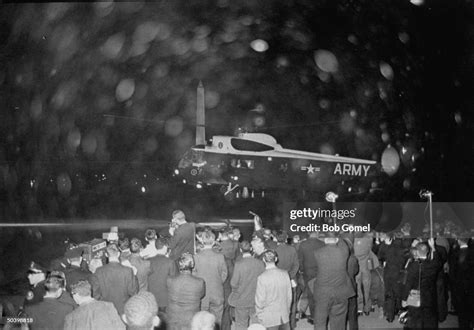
0;0;473;222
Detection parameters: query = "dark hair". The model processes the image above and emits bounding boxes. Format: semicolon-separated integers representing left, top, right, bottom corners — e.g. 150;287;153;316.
276;230;288;243
239;240;252;253
155;237;169;250
130;238;143;253
119;238;130;251
262;250;278;263
45;272;66;292
145;229;157;241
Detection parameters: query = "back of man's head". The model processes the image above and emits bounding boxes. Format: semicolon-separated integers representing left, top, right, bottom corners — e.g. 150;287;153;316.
262;250;278;264
276;230;288;243
106;243;121;259
155;237;169;252
178;253;195;272
71;280;92;298
201;231;216;246
130;238;143;254
239;240;252;254
123;291;160;330
45;271;65;293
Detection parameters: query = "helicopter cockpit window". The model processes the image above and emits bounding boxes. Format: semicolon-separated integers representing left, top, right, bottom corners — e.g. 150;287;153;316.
230;138;274;152
192;150;206;167
231;159;255;169
178;150;193;168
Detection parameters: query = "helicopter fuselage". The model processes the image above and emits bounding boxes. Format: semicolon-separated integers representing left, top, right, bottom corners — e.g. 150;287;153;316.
175;133;378;197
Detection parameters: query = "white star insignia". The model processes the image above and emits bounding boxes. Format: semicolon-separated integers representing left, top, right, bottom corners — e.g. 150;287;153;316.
301;164;320;174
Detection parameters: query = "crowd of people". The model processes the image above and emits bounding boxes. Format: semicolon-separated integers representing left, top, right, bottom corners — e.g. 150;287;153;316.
3;210;474;330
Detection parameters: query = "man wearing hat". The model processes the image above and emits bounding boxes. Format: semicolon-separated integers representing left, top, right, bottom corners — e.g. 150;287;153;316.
25;261;47;306
64;247;92;292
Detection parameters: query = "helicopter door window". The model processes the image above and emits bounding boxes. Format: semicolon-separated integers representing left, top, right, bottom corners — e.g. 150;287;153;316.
244;160;254;169
231;159;254;169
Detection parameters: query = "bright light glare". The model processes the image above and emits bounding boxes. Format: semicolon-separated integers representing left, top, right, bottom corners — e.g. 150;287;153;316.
250;39;268;52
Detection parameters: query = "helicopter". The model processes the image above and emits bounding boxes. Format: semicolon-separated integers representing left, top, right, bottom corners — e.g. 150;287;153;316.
174;82;399;199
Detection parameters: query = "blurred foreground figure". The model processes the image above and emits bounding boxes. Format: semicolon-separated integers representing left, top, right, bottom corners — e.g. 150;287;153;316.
255;250;292;330
191;311;216;330
122;291;160;330
64;280;125;330
25;271;74;329
167;253;205;330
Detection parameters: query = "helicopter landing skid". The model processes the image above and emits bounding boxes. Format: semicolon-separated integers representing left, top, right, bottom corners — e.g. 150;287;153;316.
223;183;239;195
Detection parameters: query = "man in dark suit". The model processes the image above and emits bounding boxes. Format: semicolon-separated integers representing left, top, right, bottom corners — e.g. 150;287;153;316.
313;233;355;330
449;235;474;329
64;248;92;292
128;238;152;291
25;272;75;330
255;249;292;330
344;238;360;330
169;210;196;261
167;253;205;330
147;237;177;313
297;231;325;321
401;239;443;329
228;240;265;330
377;233;407;322
194;230;228;326
218;227;240;330
275;230;299;329
90;244;138;315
